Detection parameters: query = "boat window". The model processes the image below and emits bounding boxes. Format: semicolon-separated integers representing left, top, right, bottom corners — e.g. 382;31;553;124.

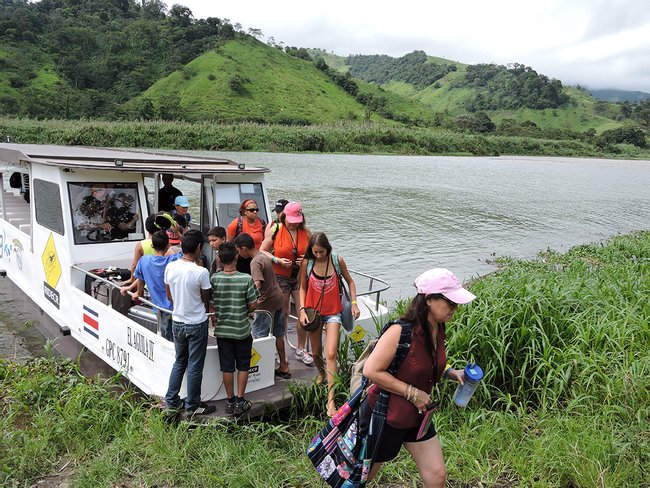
34;179;64;235
215;183;267;225
68;182;143;245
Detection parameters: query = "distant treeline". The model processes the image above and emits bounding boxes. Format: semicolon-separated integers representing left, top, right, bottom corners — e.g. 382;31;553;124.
346;51;456;89
462;63;569;111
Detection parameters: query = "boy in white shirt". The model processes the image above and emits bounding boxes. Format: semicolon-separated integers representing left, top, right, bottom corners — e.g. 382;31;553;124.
163;229;215;420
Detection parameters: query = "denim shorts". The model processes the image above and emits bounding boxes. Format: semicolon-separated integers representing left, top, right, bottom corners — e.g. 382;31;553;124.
252;309;285;339
276;275;298;293
321;313;342;325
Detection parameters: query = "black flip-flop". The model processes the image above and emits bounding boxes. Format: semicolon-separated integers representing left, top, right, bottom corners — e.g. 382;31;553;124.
275;369;292;379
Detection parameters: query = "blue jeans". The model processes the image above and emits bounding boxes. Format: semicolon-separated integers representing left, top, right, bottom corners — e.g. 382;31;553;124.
158;310;173;342
165;319;208;411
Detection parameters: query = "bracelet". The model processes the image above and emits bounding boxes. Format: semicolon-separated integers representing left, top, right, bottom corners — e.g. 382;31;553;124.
351;300;357;305
272;257;277;263
298;307;306;312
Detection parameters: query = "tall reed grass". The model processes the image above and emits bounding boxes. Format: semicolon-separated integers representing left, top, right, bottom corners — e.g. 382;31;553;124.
1;232;648;486
2;117;649;158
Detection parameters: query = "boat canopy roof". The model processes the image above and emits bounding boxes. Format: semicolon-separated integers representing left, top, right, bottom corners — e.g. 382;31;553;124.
0;144;269;174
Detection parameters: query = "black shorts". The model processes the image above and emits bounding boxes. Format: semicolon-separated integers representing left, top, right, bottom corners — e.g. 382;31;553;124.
216;335;253;373
359;399;437;463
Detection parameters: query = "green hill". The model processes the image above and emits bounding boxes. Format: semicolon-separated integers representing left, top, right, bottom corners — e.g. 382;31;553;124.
139;37;438;125
333;52;633;133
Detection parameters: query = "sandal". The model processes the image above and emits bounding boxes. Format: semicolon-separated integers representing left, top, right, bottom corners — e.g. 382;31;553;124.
274;368;292;379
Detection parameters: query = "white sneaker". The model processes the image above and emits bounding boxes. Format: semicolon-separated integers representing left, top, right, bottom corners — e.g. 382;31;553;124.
303;351;314;366
295;348;314;366
295;348;306;361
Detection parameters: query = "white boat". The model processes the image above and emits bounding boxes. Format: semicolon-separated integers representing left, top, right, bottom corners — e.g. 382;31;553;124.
0;143;389;402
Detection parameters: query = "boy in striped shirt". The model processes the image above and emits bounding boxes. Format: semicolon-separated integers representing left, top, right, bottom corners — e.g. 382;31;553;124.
210;242;260;415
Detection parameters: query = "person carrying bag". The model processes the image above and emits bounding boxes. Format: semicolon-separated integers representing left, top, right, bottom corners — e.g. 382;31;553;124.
299;232;360;417
307;320;412;487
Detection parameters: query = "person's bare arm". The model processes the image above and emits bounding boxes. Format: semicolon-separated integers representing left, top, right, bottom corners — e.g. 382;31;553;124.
338;255;360;318
201;288;211;312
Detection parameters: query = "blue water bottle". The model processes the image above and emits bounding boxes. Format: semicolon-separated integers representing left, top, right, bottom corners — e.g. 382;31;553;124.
453;364;484;407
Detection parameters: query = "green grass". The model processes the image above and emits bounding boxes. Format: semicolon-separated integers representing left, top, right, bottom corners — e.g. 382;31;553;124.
1;231;648;487
4;116;650;158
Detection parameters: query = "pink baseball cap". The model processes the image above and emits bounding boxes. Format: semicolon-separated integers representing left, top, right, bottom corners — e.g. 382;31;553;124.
414;268;476;304
283;201;304;224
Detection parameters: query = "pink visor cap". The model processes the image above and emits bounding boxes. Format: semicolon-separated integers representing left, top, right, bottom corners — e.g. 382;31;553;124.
414;268;476;304
283;201;304;224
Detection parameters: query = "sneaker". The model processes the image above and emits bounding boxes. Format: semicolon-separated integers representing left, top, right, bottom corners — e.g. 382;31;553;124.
233;398;252;416
162;408;181;425
186;402;216;417
225;398;236;415
295;348;306;361
295;348;314;366
302;351;314;366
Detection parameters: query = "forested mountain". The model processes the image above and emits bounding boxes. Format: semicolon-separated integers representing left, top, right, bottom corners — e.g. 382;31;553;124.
0;0;235;118
0;0;648;134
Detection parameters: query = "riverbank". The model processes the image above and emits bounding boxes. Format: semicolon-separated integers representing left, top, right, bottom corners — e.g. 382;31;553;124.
1;117;649;159
1;231;648;487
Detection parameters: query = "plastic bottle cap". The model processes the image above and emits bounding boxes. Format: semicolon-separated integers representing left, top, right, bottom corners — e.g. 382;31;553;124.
464;364;484;382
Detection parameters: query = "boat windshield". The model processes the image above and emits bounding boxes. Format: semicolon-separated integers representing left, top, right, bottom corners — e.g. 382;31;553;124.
215;182;268;226
68;182;143;244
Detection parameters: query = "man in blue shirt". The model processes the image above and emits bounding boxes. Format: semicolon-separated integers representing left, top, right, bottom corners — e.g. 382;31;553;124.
132;230;182;341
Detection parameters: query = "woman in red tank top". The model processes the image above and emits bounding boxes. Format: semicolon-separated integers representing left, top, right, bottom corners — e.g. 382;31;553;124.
361;268;476;487
298;232;360;417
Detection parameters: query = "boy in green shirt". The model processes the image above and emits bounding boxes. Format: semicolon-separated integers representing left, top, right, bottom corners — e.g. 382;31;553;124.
210;242;259;415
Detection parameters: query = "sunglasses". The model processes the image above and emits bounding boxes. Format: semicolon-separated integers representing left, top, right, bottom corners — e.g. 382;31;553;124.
245;208;259;212
440;295;459;308
427;294;458;308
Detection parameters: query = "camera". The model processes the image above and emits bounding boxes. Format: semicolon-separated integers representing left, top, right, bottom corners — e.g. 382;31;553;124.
290;263;300;280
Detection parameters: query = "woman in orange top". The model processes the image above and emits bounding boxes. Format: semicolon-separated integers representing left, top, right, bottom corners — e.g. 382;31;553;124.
227;199;266;274
298;232;360;417
227;199;266;248
260;201;312;366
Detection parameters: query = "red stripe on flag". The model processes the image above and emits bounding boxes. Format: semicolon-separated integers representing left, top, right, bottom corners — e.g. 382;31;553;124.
83;314;99;330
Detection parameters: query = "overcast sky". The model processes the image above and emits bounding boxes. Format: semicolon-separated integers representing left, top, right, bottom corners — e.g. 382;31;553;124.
179;0;650;93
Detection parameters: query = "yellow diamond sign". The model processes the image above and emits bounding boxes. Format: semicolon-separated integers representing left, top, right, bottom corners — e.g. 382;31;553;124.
250;347;261;367
350;324;366;343
41;234;61;289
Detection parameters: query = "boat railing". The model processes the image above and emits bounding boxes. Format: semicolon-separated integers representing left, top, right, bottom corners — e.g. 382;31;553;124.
348;268;390;311
70;265;275;338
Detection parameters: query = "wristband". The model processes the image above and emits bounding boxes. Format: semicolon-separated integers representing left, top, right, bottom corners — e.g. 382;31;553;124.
351;300;357;304
272;257;277;264
443;364;453;378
